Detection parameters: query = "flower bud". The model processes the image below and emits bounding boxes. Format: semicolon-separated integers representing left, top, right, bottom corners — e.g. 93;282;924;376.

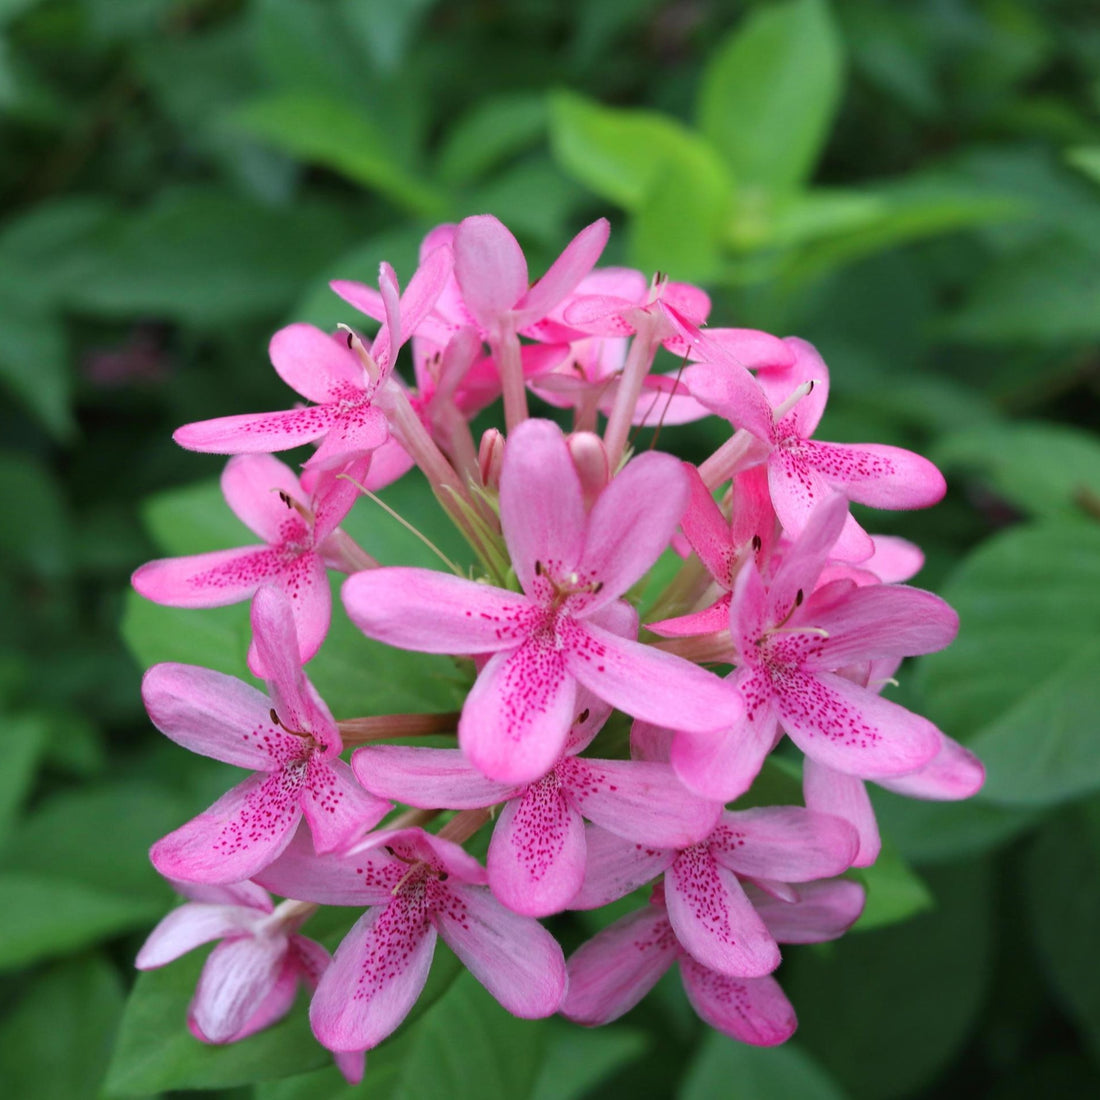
567;431;609;509
478;428;505;491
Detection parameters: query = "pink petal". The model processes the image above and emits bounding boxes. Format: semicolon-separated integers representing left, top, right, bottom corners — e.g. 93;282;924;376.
288;934;332;992
216;955;301;1043
172;880;273;909
136;902;261;969
249;553;332;671
342;569;534;654
132;545;283;608
330;279;385;321
356;434;415;492
487;778;587;916
141;663;286;770
805;441;946;510
499;419;586;595
397;244;454;344
691;328;796;371
864;535;924;583
435;883;566;1018
453;215;528;330
303;757;391;854
173;405;342;455
648;599;732;639
803;758;881;867
190;933;288;1043
756;337;830;438
563;757;721;849
808;585;959;669
776;670;942;779
459;641;576;784
665;848;779;977
269;324;367;404
679;960;796;1045
150;771;304;884
748;878;866;943
352;746;517;808
374;827;489;886
708;807;860;881
579;451;689;610
877;733;985;800
680;463;737;585
310;902;438;1051
220;454;304;543
561;905;680;1025
303;405;389;473
570;826;673;910
565;622;742;735
310;454;372;543
679;361;773;442
514;218;610;326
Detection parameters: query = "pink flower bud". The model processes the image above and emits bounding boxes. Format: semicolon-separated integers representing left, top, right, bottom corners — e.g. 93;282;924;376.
478;428;505;490
567;431;609;509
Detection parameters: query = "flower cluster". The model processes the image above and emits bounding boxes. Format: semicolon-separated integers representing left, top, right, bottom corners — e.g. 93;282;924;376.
132;214;982;1080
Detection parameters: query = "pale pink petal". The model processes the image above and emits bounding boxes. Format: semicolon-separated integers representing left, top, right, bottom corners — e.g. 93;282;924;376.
662;281;711;325
630;378;711;427
499;419;585;594
665;848;779;977
396;245;454;344
215;955;299;1042
141;663;285;770
561;905;680;1025
803;758;881;867
514;218;610;326
562;293;639;335
334;1050;366;1085
690;328;795;371
358;435;415;491
150;771;304;884
303;757;391;854
330;279;385;322
220;454;304;543
132;545;282;608
776;670;942;779
453;215;528;330
250;553;331;671
748;878;866;943
173;405;342;455
708;807;860;881
578;451;689;610
765;492;850;622
310;454;371;543
680;463;737;585
808;585;959;669
173;880;273;910
570;826;673;910
562;688;614;755
342;569;534;654
756;338;830;438
288;934;332;992
679;960;796;1045
806;441;946;510
459;641;576;784
303;405;389;473
487;778;586;916
563;757;721;849
435;883;566;1017
311;902;438;1051
865;535;924;583
877;733;985;800
376;828;489;886
565;622;742;735
647;600;732;639
679;361;773;442
254;824;400;905
269;324;367;404
190;933;288;1043
136;903;261;969
352;746;517;808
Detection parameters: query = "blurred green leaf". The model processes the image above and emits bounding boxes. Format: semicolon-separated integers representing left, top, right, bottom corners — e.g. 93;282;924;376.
1025;807;1100;1062
850;840;933;932
339;0;439;74
679;1032;849;1100
142;476;249;557
0;954;125;1100
0;297;73;441
697;0;844;191
935;421;1100;520
104;951;328;1095
529;1023;646;1100
919;521;1100;807
0;873;162;970
786;860;992;1099
228;93;446;218
1066;146;1100;185
0;451;71;576
0;711;48;844
465;155;587;245
437;93;548;187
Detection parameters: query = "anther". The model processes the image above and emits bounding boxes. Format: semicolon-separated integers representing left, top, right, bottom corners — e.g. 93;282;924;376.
751;534;762;552
535;560;543;576
795;589;804;607
577;708;590;724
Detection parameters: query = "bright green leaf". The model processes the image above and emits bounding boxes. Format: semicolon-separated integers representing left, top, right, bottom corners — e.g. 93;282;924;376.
1066;146;1100;186
437;93;548;186
697;0;844;191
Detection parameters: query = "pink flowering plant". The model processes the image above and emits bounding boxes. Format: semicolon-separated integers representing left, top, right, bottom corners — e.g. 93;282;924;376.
126;214;983;1085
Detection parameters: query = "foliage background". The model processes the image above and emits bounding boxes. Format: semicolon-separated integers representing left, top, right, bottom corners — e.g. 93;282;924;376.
2;0;1099;1096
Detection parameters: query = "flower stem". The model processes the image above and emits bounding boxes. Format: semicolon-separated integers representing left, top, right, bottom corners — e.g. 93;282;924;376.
338;712;461;744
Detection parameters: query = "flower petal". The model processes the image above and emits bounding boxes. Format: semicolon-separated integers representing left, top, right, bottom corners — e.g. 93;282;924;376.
877;733;985;800
435;883;566;1018
269;324;367;404
303;757;391;854
190;933;288;1043
802;758;881;866
453;215;528;330
487;778;586;916
136;902;261;969
747;878;866;943
248;554;332;672
220;454;304;543
570;826;673;910
515;218;610;327
353;746;517;808
132;546;282;608
173;405;342;455
679;960;796;1045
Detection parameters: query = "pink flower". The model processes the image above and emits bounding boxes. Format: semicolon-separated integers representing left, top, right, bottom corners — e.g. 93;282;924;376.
255;826;566;1053
343;418;742;784
352;694;721;916
561;877;863;1041
131;453;366;672
144;588;390;884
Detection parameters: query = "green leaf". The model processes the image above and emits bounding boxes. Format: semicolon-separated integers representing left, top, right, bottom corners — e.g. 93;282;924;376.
918;521;1100;807
339;0;440;73
142;477;252;557
0;451;71;576
785;861;992;1099
697;0;844;191
0;954;125;1100
437;93;548;186
1066;146;1100;186
228;93;447;217
0;712;47;845
0;873;163;970
103;952;329;1096
934;421;1100;521
679;1032;849;1100
549;90;733;213
529;1023;646;1100
850;840;933;932
1025;807;1100;1061
0;296;73;441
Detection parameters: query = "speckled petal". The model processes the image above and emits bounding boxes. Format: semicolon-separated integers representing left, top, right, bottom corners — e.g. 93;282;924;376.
679;959;796;1045
269;323;368;404
748;878;866;944
353;746;517;808
303;757;391;854
570;826;673;910
220;454;305;542
803;758;881;867
132;545;282;609
173;405;343;455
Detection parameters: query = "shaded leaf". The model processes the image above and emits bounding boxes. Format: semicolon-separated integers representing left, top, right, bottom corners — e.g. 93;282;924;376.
850;840;933;932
